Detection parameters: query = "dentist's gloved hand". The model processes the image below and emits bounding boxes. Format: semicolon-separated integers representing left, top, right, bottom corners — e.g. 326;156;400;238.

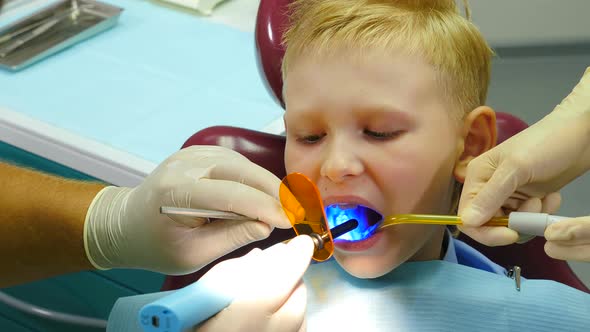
83;145;302;274
544;216;590;262
458;67;590;246
196;235;314;332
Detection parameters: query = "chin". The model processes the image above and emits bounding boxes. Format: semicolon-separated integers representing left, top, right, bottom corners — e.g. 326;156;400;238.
333;252;403;279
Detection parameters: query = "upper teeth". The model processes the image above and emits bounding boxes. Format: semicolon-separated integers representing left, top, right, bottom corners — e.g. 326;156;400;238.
335;204;358;210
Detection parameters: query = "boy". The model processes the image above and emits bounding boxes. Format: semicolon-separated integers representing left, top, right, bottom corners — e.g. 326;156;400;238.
280;0;556;278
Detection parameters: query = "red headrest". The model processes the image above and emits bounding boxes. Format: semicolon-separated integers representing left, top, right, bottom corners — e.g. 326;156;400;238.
495;112;528;143
254;0;291;107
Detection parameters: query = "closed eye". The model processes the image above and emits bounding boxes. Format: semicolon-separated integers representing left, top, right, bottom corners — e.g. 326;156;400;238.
297;133;325;144
364;129;404;140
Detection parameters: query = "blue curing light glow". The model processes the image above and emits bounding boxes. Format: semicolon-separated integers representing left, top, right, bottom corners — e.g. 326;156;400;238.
325;204;383;241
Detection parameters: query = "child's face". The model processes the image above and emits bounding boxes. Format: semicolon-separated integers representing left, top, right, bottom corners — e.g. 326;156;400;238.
283;49;466;278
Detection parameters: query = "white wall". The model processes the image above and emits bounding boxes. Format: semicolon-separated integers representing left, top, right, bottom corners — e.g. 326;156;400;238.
470;0;590;47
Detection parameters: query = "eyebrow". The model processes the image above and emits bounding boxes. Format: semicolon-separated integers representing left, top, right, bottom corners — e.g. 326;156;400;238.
352;105;411;119
284;103;416;131
286;104;410;117
351;103;417;126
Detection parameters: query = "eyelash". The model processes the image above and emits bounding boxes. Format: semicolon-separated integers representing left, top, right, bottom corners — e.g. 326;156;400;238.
297;134;325;144
363;129;402;140
296;130;402;144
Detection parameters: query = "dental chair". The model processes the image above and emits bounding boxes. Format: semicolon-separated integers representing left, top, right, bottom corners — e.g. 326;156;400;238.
161;0;589;293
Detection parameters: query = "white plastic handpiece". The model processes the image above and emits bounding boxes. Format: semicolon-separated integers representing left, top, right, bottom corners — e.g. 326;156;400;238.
508;212;568;237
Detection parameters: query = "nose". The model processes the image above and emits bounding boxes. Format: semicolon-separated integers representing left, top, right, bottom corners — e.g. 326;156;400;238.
320;137;364;183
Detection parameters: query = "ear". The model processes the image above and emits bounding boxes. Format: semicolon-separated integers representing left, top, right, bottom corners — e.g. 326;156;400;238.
453;106;497;183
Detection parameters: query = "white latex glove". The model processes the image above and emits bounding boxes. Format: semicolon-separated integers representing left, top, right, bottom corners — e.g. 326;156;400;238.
544;216;590;262
458;67;590;246
196;235;314;332
84;145;303;274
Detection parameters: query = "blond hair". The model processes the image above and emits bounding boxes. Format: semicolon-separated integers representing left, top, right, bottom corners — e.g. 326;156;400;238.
282;0;493;118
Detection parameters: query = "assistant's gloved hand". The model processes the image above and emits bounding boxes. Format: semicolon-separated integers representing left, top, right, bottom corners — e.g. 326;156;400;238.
196;235;314;332
84;145;303;274
544;216;590;262
458;67;590;246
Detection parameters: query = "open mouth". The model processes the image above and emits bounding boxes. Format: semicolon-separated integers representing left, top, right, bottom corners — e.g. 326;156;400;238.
325;204;383;244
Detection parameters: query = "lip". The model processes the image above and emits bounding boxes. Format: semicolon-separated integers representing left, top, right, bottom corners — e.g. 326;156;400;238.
334;231;384;252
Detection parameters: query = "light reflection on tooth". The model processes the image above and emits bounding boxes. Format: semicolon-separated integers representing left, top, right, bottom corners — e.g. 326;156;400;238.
337;204;358;210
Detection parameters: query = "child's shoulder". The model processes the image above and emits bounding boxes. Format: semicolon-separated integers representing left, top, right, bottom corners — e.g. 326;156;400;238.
451;236;507;275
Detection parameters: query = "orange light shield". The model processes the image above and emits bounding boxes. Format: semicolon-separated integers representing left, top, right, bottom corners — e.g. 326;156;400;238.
279;173;334;261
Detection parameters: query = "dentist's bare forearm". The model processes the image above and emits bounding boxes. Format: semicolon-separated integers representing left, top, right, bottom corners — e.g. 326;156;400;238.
0;162;105;287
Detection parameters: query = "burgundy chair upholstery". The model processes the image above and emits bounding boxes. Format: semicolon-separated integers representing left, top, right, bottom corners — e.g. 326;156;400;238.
161;0;589;293
255;0;291;107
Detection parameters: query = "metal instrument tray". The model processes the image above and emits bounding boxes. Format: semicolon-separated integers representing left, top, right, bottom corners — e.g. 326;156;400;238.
0;0;123;71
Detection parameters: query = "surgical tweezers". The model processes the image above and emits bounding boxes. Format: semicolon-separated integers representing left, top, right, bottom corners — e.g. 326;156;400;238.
0;17;53;44
0;17;60;57
160;206;253;221
0;3;85;58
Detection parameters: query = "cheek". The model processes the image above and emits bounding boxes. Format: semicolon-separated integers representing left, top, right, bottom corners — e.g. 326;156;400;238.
284;143;299;173
284;151;293;174
284;143;319;176
377;139;457;214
